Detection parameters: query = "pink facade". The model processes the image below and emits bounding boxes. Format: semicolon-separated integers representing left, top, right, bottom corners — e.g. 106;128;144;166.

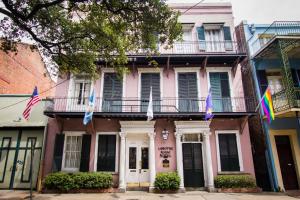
43;2;255;191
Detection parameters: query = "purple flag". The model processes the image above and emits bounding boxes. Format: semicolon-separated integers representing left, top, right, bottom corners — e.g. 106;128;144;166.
205;88;214;121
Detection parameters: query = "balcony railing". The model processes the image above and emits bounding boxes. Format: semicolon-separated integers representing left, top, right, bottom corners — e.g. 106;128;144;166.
130;40;245;55
45;97;256;114
272;88;300;113
251;21;300;56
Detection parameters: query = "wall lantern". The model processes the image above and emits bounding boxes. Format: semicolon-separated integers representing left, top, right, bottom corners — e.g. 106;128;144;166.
161;129;169;140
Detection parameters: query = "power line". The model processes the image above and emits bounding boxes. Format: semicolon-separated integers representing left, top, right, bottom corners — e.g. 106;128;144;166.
0;76;71;111
182;0;206;14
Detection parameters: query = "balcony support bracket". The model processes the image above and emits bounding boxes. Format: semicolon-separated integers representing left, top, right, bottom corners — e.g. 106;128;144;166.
239;115;249;134
232;57;240;77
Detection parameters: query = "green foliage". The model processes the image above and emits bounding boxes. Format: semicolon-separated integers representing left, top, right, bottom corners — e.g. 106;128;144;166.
214;174;257;188
0;1;182;77
44;172;113;191
154;172;180;190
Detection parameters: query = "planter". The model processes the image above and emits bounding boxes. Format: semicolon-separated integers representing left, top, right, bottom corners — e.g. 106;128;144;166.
42;187;117;194
216;187;262;193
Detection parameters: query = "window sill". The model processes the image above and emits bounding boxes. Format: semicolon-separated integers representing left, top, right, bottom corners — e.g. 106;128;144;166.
217;171;250;175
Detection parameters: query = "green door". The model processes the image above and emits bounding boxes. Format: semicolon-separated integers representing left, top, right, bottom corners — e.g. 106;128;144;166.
0;130;18;189
0;129;43;189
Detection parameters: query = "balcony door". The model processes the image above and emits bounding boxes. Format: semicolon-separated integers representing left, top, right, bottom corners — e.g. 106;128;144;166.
67;78;91;111
102;73;123;112
209;72;232;112
178;72;199;112
140;73;161;112
205;29;224;52
175;29;194;54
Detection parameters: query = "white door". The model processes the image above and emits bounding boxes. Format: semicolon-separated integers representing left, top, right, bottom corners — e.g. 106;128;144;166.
126;136;150;187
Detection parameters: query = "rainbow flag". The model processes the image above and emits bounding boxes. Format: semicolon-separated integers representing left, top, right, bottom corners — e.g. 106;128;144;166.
261;87;275;123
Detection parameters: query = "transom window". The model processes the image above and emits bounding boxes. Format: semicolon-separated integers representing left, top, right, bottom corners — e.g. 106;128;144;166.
63;135;82;171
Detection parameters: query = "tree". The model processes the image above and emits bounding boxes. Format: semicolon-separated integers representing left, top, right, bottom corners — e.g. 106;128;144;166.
0;0;182;77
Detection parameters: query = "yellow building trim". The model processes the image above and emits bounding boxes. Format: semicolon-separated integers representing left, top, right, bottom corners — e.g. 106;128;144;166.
269;129;300;191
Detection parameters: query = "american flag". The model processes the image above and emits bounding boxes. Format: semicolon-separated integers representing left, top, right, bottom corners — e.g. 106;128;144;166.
23;86;41;120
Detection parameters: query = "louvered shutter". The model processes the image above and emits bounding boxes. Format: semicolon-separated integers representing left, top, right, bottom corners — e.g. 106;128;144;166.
79;134;91;172
52;134;65;172
219;134;240;171
141;73;161;112
197;27;206;51
102;73;123;112
178;73;199;112
256;70;268;95
97;135;116;171
223;26;233;51
209;72;232;112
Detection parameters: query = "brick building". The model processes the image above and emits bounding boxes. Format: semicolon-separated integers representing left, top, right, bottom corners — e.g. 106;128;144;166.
0;40;54;97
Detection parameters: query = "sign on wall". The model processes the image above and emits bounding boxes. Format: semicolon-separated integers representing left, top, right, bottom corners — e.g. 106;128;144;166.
158;147;173;168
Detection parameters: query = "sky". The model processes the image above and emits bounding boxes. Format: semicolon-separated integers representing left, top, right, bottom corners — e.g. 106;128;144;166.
168;0;300;25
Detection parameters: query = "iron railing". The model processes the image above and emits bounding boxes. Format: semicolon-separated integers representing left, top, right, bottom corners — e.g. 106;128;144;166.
45;97;256;113
272;88;300;112
251;21;300;55
130;40;245;55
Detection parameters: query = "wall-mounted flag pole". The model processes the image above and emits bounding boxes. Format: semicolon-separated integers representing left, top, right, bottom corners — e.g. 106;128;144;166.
147;86;153;121
255;86;275;123
83;89;95;125
205;88;214;121
23;86;41;120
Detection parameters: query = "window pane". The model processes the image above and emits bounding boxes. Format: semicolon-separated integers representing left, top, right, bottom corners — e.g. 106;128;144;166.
218;134;240;171
141;148;149;169
129;147;137;169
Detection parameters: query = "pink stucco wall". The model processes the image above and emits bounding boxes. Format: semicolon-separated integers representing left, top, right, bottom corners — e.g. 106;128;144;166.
154;119;177;173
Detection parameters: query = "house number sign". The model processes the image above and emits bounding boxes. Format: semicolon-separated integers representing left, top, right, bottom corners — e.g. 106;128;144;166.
158;147;173;168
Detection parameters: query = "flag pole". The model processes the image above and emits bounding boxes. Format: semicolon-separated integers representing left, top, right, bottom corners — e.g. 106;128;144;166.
254;86;270;112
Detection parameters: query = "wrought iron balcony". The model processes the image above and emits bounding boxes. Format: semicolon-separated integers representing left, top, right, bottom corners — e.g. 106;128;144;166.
272;88;300;113
45;97;256;114
251;21;300;56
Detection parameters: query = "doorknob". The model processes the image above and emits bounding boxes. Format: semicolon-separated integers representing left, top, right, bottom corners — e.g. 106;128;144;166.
288;163;292;166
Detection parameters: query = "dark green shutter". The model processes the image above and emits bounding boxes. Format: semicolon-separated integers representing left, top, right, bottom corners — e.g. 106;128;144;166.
97;135;116;171
102;73;123;112
257;70;268;95
52;134;65;172
178;73;199;112
219;134;240;171
197;27;206;50
79;134;91;172
223;26;233;50
209;72;231;112
141;73;161;112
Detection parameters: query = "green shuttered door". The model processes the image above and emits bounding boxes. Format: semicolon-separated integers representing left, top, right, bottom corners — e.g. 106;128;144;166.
102;73;123;112
141;73;161;112
178;73;199;112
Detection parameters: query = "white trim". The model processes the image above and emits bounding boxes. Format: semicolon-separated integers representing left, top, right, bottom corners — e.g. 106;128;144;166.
137;68;163;112
206;67;235;111
61;131;85;172
215;130;244;172
93;132;119;173
174;67;201;110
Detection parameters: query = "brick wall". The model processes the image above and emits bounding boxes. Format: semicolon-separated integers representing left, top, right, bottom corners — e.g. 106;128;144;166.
0;41;54;97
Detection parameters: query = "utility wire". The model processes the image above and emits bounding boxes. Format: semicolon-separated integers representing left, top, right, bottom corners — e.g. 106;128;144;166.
0;0;207;111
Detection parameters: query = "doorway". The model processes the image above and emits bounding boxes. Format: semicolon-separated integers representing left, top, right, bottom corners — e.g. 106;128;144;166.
275;135;299;190
182;143;204;187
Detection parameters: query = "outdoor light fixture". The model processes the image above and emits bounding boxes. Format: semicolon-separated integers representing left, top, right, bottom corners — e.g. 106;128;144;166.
161;129;169;140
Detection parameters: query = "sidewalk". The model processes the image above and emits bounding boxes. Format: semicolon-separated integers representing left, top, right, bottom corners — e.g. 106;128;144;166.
0;191;297;200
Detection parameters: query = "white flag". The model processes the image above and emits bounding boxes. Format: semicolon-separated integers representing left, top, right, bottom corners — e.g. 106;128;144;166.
147;87;153;121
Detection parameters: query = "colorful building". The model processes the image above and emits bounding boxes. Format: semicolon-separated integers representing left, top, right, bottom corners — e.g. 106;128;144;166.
239;21;300;191
43;3;256;192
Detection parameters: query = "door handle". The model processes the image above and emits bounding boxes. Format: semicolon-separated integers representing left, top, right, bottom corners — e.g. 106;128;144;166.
288;163;292;166
139;169;142;173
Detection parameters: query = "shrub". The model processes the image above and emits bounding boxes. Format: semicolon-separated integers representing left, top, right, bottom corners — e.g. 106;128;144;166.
214;174;257;188
154;172;180;190
44;172;113;191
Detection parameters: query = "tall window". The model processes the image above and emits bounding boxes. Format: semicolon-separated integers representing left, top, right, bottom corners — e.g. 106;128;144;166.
178;72;199;112
63;135;82;171
74;80;91;105
209;72;232;112
140;73;161;112
97;135;116;171
205;29;224;52
218;133;240;171
102;73;123;112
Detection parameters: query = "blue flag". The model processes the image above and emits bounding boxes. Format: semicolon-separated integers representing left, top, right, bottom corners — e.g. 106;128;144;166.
83;90;95;125
205;88;214;121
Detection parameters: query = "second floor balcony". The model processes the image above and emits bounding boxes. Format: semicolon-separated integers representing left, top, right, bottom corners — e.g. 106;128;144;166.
44;97;256;119
272;88;300;114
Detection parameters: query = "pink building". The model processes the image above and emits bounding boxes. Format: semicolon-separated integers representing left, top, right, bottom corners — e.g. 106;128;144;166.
44;3;255;192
